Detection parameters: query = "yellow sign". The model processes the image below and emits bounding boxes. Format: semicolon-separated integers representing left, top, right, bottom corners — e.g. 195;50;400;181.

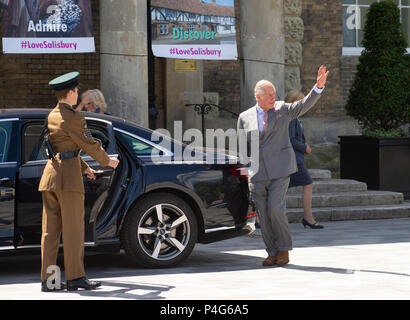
174;59;197;72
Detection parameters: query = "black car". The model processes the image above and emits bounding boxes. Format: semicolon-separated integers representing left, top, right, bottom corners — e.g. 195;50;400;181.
0;109;255;268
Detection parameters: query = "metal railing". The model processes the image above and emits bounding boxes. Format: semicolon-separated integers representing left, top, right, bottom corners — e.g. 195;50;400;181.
185;103;240;147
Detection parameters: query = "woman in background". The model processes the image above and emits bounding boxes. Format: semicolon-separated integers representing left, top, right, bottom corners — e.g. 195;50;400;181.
286;90;324;229
77;89;109;114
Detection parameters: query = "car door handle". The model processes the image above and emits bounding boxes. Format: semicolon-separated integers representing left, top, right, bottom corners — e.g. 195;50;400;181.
83;169;113;179
93;168;114;177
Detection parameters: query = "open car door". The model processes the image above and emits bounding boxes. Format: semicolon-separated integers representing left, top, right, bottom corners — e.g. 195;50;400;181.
81;117;123;245
16;117;121;247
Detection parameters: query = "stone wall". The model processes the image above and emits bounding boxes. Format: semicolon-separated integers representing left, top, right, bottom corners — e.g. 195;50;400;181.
301;0;345;117
154;57;166;128
340;56;360;105
0;0;101;109
284;0;303;94
100;0;148;126
203;60;241;117
199;0;363;178
0;0;364;176
299;0;361;177
203;0;241;117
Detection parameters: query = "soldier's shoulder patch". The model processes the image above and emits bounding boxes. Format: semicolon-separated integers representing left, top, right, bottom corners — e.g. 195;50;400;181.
84;130;93;139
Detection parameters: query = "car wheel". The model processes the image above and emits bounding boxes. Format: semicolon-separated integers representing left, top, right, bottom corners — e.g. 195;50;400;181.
121;193;198;268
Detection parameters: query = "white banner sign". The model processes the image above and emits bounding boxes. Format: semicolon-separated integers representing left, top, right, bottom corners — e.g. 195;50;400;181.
1;0;95;54
151;0;238;60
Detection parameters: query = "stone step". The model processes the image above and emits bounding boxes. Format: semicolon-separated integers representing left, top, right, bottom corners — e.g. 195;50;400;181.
286;202;410;223
287;179;367;195
308;169;332;180
286;190;404;208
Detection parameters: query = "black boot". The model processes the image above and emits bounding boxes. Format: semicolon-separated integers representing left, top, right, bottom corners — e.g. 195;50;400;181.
66;277;101;291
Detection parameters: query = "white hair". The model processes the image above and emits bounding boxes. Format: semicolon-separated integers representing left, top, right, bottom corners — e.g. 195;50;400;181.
254;80;276;98
88;89;107;112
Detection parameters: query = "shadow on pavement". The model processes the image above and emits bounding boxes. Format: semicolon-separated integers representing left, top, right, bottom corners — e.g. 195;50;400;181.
0;218;410;293
47;280;173;299
283;264;410;277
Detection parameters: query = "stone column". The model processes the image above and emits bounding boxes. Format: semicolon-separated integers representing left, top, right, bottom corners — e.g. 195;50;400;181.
239;0;285;110
165;60;203;135
284;0;304;93
100;0;148;127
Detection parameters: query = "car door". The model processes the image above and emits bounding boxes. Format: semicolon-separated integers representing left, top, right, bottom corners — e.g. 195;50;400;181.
0;119;19;247
16;118;119;246
79;118;119;243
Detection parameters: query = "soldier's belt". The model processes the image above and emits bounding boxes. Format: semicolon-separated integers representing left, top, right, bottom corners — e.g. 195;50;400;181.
54;150;80;160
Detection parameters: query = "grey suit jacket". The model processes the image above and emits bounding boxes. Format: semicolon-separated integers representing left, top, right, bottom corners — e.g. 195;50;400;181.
237;86;323;182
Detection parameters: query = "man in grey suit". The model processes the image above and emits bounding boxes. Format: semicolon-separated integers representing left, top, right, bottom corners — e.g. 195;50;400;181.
237;66;329;266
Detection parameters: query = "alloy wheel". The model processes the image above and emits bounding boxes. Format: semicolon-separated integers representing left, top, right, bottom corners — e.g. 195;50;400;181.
137;203;191;261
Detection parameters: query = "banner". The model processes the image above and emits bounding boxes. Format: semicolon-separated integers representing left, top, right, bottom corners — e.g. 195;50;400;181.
151;0;238;60
1;0;95;54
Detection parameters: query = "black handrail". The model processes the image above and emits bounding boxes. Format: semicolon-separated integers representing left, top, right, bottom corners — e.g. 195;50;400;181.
185;103;239;116
185;103;240;147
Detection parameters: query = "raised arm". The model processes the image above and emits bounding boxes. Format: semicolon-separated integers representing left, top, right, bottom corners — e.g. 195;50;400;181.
287;65;330;119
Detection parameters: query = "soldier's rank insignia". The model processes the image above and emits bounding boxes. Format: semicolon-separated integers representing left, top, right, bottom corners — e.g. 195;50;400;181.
84;130;93;139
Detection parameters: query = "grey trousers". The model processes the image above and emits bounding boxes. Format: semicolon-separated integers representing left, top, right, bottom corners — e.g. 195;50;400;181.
249;176;293;256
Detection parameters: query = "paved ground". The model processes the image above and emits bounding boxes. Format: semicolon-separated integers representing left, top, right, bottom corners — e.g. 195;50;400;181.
0;218;410;300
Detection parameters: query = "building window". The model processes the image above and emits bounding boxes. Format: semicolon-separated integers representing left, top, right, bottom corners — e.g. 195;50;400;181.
342;0;410;55
187;24;197;32
164;9;177;21
159;24;168;35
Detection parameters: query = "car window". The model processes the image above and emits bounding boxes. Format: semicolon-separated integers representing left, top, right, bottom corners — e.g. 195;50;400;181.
0;121;19;163
117;131;155;156
23;124;44;163
25;123;109;162
0;121;15;163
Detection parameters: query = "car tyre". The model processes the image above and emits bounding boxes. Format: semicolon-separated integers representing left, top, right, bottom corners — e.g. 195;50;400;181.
121;193;198;268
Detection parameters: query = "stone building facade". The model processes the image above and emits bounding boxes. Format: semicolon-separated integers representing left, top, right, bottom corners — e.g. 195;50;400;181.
284;0;304;94
1;0;387;175
201;0;362;176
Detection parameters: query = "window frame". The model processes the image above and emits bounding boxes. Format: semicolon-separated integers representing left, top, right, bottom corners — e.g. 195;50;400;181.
187;24;197;32
342;0;410;56
114;128;173;159
159;23;168;35
21;122;45;164
0;118;19;164
22;119;112;164
0;124;10;163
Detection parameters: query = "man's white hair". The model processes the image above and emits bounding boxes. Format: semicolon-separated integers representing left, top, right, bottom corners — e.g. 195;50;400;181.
254;80;276;98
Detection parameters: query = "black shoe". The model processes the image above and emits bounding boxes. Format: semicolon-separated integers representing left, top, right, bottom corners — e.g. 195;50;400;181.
41;280;66;292
66;277;101;291
302;218;324;229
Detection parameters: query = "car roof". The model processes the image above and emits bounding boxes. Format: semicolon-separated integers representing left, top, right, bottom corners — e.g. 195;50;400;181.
0;108;51;118
0;108;183;150
0;108;150;133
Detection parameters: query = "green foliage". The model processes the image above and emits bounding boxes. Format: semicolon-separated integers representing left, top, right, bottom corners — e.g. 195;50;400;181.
345;1;410;133
362;128;410;138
